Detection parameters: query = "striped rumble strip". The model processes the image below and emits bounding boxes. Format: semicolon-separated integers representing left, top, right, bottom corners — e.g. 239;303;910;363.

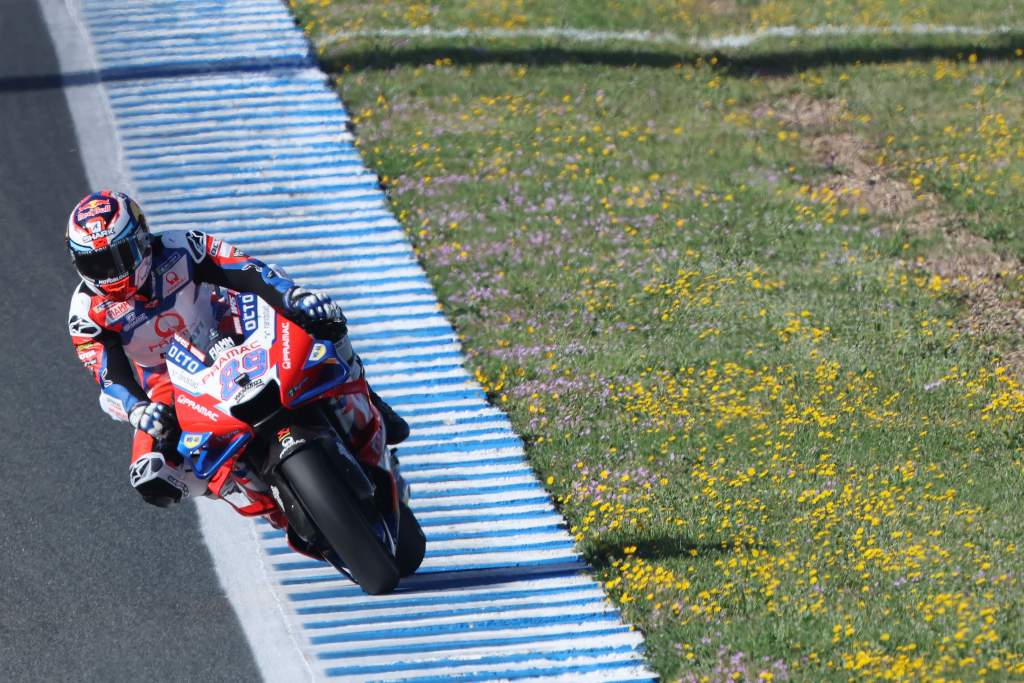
78;0;656;680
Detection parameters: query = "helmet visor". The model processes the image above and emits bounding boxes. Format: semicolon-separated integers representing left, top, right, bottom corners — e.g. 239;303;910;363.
73;233;148;283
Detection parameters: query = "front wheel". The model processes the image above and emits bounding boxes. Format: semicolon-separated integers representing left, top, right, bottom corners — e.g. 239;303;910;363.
280;446;400;595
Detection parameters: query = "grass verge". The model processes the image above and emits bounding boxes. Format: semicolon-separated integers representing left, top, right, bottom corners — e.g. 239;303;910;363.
290;2;1024;680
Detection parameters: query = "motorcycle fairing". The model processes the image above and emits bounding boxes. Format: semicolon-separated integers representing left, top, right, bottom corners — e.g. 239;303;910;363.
168;294;353;485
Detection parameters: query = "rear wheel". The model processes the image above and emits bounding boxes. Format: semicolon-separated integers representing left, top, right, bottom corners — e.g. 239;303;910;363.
280;446;400;595
396;502;426;577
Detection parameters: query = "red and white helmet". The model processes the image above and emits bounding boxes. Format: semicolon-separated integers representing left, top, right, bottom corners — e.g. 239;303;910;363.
66;190;153;301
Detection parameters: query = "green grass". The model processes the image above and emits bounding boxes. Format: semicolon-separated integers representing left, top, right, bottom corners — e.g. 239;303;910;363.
289;2;1024;680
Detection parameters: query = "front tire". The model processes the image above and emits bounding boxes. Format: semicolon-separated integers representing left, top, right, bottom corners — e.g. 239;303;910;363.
280;446;400;595
397;502;426;577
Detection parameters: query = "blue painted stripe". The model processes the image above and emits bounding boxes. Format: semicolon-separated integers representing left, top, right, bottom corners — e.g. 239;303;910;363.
370;375;472;393
261;519;562;545
348;326;456;344
315;626;631;660
141;192;385;213
305;594;606;630
294;583;598;615
322;645;639;677
111;88;338;109
413;509;558;526
288;563;585;603
272;538;574;571
138;170;377;193
281;557;581;587
120;118;349;141
398;436;522;456
133;156;364;178
116;106;346;128
134;182;382;205
396;403;496;419
125;142;347;163
394;413;509;430
122;128;346;150
361;350;462;366
105;73;326;98
378;658;649;683
404;470;533;485
85;4;285;21
92;56;315;83
90;24;299;44
310;611;623;645
403;457;532;476
331;301;440;319
413;494;549;514
95;34;308;57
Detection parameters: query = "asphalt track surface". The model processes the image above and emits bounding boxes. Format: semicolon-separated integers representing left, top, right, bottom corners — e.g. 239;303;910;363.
0;1;261;680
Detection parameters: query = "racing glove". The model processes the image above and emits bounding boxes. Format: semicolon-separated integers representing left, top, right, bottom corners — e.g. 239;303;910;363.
128;401;177;441
285;286;344;324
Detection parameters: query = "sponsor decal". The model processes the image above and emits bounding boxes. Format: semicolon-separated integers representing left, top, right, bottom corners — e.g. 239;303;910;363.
76;343;100;368
232;377;265;402
276;427;305;453
76;198;111;221
239;293;258;333
155;253;182;276
182;433;204;450
160;259;188;297
100;300;133;322
287;375;310;398
122;310;146;332
166;344;203;374
146;312;186;354
280;320;292;369
176;394;220;422
208;336;236;360
210;238;222;256
209;343;253;371
154;311;185;338
308;342;327;364
99;393;129;421
82;218;117;243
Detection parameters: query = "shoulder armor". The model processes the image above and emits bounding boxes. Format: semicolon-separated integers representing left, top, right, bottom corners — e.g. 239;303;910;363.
158;230;208;263
68;288;101;338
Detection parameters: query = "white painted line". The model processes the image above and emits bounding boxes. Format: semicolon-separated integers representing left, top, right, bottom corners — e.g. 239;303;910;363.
38;0;136;195
316;22;1024;51
194;501;315;681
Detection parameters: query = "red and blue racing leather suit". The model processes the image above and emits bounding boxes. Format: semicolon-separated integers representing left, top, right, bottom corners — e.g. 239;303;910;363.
68;230;388;514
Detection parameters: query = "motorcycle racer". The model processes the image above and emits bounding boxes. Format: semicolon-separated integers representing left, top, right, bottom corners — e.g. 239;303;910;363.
66;190;409;509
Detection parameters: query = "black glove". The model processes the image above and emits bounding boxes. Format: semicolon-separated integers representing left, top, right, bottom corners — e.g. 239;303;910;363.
285;286;347;339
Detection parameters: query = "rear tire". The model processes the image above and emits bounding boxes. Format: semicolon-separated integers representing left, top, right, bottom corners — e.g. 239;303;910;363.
280;446;400;595
397;502;426;577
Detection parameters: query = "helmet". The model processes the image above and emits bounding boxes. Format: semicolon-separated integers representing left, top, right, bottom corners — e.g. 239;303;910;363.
66;190;153;301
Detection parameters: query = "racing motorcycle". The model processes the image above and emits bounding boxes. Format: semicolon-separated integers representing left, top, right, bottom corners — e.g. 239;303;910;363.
166;291;425;595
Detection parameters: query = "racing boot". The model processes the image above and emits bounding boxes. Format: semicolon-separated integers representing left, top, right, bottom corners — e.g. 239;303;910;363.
390;448;411;506
129;451;208;507
369;388;409;445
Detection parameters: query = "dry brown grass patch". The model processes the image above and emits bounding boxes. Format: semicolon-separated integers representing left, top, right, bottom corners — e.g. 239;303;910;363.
765;93;1024;374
